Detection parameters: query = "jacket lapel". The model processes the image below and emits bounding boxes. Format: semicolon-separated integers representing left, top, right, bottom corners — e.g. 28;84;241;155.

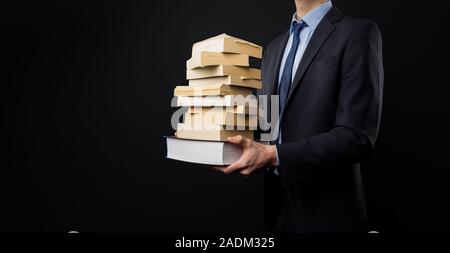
281;7;343;118
267;32;289;95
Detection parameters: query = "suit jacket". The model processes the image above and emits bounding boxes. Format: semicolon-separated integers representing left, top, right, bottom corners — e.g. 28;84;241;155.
261;7;383;233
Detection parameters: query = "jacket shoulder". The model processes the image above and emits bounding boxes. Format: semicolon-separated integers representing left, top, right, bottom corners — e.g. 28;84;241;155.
264;31;288;55
339;16;381;34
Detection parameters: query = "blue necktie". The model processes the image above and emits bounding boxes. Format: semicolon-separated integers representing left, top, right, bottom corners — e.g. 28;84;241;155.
278;21;307;116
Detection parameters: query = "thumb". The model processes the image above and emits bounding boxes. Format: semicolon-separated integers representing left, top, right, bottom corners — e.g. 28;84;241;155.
227;135;246;147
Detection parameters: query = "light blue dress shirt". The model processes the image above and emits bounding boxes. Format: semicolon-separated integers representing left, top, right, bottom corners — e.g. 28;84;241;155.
273;1;332;169
278;1;333;84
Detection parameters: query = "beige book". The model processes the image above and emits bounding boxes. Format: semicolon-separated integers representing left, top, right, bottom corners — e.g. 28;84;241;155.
176;124;254;141
186;52;249;69
174;84;253;97
189;75;261;89
187;105;258;115
234;105;257;115
176;95;257;107
184;108;258;128
186;65;261;80
192;33;263;59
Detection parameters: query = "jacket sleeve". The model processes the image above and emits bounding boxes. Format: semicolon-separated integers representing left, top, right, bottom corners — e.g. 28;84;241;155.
256;40;274;140
276;21;384;179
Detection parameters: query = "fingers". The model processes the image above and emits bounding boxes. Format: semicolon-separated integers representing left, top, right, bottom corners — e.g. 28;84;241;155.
213;163;253;176
213;164;245;174
212;166;226;173
223;160;246;174
212;164;246;175
227;135;247;147
239;168;252;176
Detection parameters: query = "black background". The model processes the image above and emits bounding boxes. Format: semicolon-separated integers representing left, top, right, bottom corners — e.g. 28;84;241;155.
1;0;449;233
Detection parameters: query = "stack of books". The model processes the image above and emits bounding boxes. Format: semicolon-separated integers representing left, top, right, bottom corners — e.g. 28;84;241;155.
166;34;263;165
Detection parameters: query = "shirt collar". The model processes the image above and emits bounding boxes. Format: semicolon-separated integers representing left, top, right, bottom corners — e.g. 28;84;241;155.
290;0;333;33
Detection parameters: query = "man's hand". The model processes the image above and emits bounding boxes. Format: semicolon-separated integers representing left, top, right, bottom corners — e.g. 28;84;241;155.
213;135;278;176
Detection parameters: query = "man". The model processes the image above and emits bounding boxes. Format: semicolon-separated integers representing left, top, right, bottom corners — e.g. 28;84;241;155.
215;0;383;233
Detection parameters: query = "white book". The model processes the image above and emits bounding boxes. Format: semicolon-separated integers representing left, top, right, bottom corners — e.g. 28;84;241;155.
166;137;242;165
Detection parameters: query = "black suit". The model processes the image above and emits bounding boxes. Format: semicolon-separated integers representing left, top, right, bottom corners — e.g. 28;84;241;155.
261;7;383;233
